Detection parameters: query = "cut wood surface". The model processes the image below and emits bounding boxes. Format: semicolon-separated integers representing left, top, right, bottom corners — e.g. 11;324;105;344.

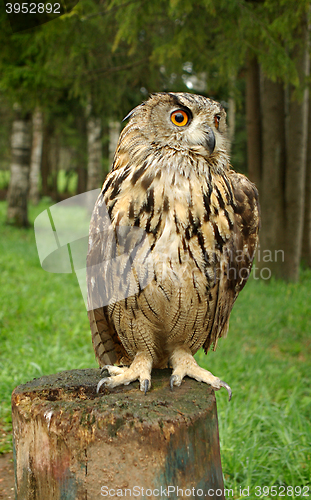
12;368;225;500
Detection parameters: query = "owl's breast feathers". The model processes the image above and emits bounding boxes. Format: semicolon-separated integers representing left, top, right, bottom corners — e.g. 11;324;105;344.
87;146;260;366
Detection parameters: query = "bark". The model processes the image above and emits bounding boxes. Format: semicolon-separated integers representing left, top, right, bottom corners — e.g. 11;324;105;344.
108;120;121;167
29;108;43;205
284;17;309;281
6;106;32;227
86;115;102;191
246;56;262;190
259;75;286;279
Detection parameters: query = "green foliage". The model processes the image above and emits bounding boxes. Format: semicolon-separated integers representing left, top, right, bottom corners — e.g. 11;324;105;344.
108;0;308;93
0;0;161;117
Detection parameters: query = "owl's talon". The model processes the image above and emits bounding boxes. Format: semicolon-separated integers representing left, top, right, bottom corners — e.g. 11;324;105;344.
142;379;150;394
170;374;181;390
96;377;110;393
219;380;232;402
100;366;110;376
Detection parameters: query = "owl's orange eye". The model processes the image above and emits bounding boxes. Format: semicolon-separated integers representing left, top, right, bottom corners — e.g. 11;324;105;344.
170;110;189;127
214;114;221;129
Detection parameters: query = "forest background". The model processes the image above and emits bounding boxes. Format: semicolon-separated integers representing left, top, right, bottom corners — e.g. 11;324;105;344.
1;0;311;281
0;0;310;498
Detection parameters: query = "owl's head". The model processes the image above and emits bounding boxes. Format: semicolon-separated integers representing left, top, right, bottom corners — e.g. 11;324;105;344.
122;92;229;169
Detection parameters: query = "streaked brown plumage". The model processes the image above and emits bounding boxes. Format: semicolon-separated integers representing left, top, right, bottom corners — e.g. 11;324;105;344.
87;92;260;398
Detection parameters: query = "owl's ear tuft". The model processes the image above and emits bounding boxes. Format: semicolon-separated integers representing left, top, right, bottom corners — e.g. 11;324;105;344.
122;103;145;122
122;108;136;122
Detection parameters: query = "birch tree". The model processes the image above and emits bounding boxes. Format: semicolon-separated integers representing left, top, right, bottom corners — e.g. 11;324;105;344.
29;108;44;204
86;110;102;191
7;106;32;227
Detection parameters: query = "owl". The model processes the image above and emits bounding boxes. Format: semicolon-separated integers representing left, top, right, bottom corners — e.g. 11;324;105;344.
87;92;260;400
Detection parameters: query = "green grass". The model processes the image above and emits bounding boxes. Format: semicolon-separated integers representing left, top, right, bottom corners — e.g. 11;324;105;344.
0;199;96;452
196;274;311;498
0;199;310;498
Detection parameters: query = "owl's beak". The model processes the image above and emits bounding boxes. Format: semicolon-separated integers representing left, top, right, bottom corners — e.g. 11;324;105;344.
203;126;216;154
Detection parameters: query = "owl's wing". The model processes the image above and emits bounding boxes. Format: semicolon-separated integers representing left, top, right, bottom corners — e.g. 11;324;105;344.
226;171;260;293
203;171;260;353
87;190;131;367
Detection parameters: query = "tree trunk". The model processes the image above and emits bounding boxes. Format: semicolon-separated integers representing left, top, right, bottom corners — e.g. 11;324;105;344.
6;105;32;227
259;75;286;279
87;115;102;191
41;123;51;197
108;120;121;168
77;165;88;194
284;16;310;281
302;161;311;267
76;115;88;194
12;369;225;500
302;99;311;267
41;123;60;200
246;56;262;191
49;134;60;200
29;108;43;205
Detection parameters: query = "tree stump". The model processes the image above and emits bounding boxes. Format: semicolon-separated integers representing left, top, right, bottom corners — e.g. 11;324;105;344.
12;369;225;500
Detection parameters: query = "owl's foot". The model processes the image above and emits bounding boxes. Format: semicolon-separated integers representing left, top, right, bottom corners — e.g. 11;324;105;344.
97;352;152;394
169;347;232;401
